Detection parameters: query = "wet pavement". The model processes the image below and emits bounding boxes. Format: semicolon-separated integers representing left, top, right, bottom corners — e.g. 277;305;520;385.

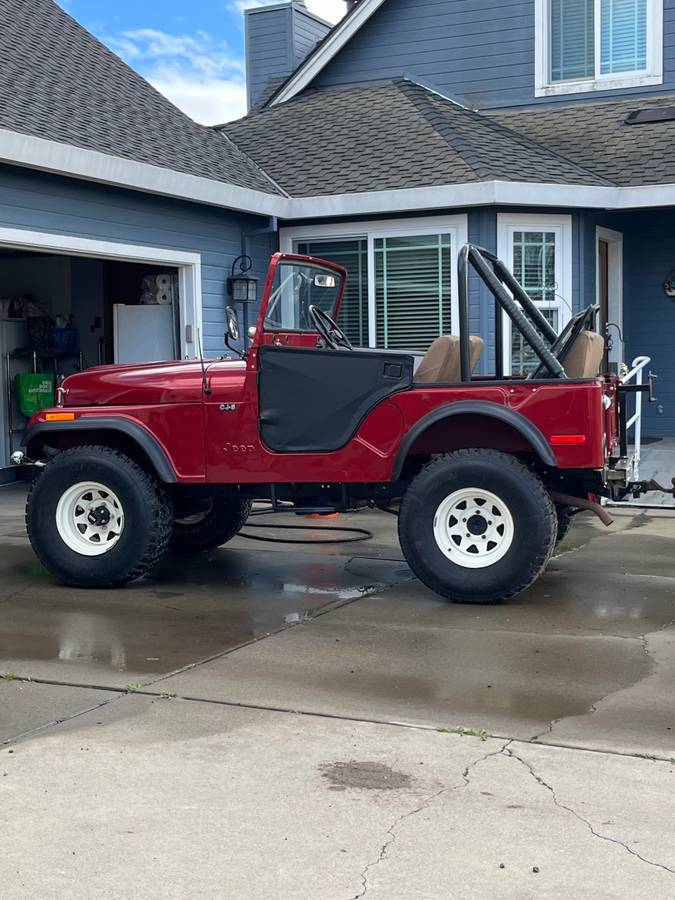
0;484;410;690
1;481;675;755
2;480;675;897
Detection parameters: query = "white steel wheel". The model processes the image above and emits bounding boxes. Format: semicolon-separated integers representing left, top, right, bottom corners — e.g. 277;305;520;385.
433;487;514;569
55;481;125;557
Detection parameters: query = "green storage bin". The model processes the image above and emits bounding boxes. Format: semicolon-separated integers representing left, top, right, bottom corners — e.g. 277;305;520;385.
15;372;55;418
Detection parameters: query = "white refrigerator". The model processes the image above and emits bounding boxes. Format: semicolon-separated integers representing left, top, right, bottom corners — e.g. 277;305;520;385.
113;304;177;364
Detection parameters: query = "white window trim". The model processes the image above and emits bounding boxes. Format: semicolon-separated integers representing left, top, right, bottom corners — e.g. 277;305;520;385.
0;226;203;360
280;216;468;348
596;226;624;365
497;214;573;376
534;0;663;97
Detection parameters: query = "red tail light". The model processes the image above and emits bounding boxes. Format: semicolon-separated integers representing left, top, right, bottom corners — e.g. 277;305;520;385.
550;434;586;445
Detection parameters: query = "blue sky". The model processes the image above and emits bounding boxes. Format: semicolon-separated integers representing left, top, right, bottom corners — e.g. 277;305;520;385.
57;1;346;124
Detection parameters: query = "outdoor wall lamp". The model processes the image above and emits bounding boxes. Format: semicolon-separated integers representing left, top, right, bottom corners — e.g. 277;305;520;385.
227;255;258;304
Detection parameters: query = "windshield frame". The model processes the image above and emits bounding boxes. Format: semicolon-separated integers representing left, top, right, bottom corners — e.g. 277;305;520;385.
254;253;348;340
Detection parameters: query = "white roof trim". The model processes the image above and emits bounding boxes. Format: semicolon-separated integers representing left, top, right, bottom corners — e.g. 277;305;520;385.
3;128;675;218
270;0;388;106
0;128;291;219
289;182;611;218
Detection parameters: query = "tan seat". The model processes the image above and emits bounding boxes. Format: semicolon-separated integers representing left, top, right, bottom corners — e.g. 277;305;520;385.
562;330;605;378
415;335;485;384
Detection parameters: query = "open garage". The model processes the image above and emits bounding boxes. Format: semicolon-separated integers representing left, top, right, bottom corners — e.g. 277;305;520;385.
0;229;203;472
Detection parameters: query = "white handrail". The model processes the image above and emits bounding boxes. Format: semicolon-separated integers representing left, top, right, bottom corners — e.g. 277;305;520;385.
621;355;651;481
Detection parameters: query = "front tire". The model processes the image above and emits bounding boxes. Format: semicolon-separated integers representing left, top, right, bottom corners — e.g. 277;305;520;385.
26;446;173;588
170;493;252;553
555;504;573;544
398;449;557;604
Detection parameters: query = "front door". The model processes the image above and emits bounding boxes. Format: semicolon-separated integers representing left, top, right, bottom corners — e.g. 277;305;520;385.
598;239;610;370
596;228;623;367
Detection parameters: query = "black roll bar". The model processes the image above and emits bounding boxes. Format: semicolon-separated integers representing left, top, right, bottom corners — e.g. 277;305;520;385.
457;243;566;382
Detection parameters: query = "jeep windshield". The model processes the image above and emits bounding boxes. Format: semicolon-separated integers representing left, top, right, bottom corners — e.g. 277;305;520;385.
264;260;344;332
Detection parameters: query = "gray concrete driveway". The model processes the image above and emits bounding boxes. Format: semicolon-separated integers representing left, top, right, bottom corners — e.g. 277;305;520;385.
1;481;675;898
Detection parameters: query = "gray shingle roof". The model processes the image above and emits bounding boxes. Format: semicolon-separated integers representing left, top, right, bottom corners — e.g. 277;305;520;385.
488;95;675;188
223;80;608;197
0;0;282;195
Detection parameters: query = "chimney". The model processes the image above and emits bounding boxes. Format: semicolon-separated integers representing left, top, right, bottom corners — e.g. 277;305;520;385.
244;1;332;111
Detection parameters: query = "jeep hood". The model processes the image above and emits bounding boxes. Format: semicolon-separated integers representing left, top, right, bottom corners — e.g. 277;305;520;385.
62;359;243;407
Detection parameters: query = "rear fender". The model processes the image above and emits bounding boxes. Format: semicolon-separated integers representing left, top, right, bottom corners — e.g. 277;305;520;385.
392;400;556;480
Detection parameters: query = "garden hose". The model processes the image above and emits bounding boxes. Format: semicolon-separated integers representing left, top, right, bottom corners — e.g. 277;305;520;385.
238;506;373;545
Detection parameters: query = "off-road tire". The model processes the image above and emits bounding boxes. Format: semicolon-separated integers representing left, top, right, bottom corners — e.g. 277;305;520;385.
398;449;557;604
555;504;573;545
170;494;252;553
26;446;173;588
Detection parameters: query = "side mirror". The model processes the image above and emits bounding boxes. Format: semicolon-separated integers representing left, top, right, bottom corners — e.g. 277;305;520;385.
226;306;240;342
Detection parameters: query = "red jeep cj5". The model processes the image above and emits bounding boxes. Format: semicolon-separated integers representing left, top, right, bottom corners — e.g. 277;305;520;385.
13;246;669;604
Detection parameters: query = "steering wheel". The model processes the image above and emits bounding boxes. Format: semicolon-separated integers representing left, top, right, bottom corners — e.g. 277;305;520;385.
530;305;598;379
308;305;354;351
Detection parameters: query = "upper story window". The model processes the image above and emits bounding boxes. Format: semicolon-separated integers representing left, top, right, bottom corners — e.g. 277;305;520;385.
535;0;663;96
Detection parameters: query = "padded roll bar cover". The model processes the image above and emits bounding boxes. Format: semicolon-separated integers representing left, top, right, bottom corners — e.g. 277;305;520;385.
392;399;557;480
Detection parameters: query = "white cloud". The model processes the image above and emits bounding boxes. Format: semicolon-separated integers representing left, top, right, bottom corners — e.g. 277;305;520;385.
105;1;347;125
106;28;248;125
232;0;346;25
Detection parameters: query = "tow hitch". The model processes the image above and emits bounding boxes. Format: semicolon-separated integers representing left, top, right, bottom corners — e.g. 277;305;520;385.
627;477;675;501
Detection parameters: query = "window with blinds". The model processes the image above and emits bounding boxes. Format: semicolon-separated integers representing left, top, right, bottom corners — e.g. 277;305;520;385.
551;0;595;82
296;239;369;346
600;0;647;74
510;231;562;376
550;0;648;83
375;234;452;351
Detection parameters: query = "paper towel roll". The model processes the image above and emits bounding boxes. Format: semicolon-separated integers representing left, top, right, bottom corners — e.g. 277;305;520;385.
156;274;172;291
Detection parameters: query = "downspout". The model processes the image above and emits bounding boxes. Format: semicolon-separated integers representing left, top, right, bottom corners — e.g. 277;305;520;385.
239;216;279;343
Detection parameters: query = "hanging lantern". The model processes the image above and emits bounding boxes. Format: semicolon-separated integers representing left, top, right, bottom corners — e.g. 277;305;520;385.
227;255;258;303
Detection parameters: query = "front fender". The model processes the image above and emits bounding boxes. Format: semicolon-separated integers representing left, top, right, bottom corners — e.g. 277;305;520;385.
22;416;178;483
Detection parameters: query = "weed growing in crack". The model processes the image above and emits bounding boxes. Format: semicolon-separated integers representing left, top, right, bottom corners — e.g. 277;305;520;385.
0;672;18;681
439;726;489;741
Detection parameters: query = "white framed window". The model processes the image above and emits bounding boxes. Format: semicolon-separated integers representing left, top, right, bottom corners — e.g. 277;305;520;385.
497;214;573;376
280;216;468;351
535;0;663;97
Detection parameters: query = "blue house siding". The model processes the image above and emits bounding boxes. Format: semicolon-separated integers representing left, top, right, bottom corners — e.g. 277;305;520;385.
292;5;331;68
246;3;329;111
618;210;675;437
0;164;273;358
246;7;293;111
313;0;675;109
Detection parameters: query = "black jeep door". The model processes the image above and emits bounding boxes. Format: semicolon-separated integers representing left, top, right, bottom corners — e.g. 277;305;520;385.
258;345;413;453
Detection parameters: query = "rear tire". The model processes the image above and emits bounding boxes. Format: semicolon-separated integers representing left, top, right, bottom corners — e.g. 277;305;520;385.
26;446;173;588
398;449;557;604
170;493;252;553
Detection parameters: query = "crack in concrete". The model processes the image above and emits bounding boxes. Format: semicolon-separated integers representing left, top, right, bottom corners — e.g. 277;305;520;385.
531;617;675;744
507;747;675;877
350;740;512;899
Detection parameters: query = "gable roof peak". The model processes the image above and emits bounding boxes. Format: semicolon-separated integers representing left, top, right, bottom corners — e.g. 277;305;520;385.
267;0;388;107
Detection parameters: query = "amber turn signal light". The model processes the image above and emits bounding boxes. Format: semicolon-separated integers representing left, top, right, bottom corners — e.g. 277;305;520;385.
45;412;76;422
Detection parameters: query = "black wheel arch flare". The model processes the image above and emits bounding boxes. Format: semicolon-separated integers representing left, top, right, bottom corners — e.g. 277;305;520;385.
391;400;557;481
23;418;177;483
